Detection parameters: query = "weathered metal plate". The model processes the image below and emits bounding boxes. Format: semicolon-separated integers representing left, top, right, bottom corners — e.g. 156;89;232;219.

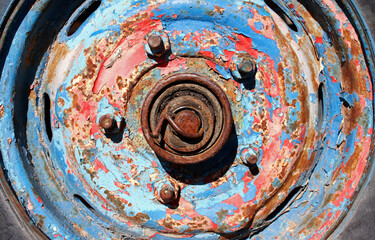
0;0;374;239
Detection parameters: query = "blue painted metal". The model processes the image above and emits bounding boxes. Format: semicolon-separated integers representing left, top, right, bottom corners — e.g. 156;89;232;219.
0;0;374;239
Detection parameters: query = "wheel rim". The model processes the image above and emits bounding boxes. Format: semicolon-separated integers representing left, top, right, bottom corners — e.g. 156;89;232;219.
0;0;374;239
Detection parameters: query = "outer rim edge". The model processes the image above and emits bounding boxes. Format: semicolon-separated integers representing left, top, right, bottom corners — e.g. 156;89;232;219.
0;0;49;239
0;149;48;240
328;0;375;239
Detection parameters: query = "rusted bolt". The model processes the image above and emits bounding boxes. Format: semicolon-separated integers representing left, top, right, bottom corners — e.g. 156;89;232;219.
160;185;176;204
99;114;116;133
241;151;259;175
238;58;257;78
231;53;257;83
246;154;258;165
241;151;258;166
148;34;165;56
154;181;180;206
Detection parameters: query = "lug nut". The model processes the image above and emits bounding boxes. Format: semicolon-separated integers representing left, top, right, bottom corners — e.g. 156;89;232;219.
231;53;257;83
160;185;175;204
240;150;258;166
154;182;180;207
238;58;257;78
246;154;258;165
241;151;260;175
99;114;116;133
148;34;165;56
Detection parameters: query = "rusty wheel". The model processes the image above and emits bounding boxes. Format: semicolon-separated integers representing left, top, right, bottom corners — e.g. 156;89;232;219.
0;0;374;239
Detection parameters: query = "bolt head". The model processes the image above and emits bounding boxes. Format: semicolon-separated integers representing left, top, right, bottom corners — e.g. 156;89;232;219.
238;59;257;77
148;34;165;56
160;185;175;204
99;114;116;132
246;155;258;165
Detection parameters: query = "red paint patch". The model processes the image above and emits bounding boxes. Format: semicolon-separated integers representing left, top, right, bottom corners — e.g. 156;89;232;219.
123;172;130;180
199;50;215;59
34;194;43;204
102;204;111;211
368;128;373;135
242;171;253;194
283;139;294;149
160;58;187;76
234;34;253;52
223;193;245;209
330;76;338;83
205;60;217;71
223;49;236;69
114;181;125;189
94;158;109;173
147;183;152;192
315;37;323;44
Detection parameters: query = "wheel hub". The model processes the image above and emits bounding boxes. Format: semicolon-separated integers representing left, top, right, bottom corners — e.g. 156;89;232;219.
141;73;233;165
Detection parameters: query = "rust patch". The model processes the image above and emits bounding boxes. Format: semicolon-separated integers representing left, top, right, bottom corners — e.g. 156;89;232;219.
214;6;225;16
342;101;364;135
342;144;363;175
35;214;46;229
0;104;4;119
46;43;69;83
128;212;151;225
104;190;125;212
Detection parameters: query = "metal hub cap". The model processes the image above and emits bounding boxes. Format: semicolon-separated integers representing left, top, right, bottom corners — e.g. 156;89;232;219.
0;0;374;239
141;73;233;165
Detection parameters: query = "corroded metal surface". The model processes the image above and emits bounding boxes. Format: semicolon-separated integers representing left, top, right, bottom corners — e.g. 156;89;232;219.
0;0;374;239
